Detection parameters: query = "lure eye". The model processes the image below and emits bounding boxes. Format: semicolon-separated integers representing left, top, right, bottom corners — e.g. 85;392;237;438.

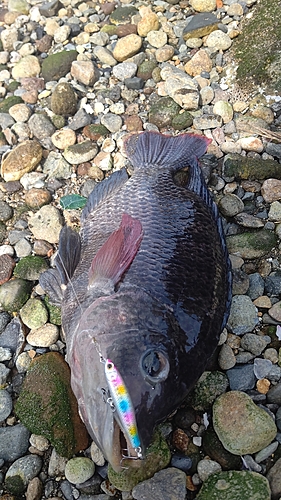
141;350;170;384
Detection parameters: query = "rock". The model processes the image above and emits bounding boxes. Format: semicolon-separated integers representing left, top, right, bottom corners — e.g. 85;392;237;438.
226;231;277;259
26;323;59;347
20;298;48;329
113;62;137;81
15;352;88;458
184;49;212;77
149;97;181;129
183;12;218;40
227;295;259;335
25;477;43;500
51;82;77;116
161;65;199;110
1;140;42;182
51;129;76;149
11;55;41;80
100;114;122;133
218;194;244;217
206;30;232;50
196;470;271;500
0;278;32;313
240;333;268;355
1;27;18;52
5;455;42;495
25;188;52;208
268;301;281;321
63;141;98;164
267;456;281;500
43;151;72;180
41;50;77;82
109;5;138;25
93;46;117;66
28;113;56;141
0;389;13;421
226;364;256;391
71;61;100;87
190;0;216;12
213;101;233;124
146;30;167;49
0;95;23;113
0;425;30;462
132;468;186;500
213;391;277;455
65;458;95;484
202;427;242;470
113;34;142;62
268;201;281;221
223;154;281;180
261;178;281;203
108;430;170;491
197;459;222;481
9;103;31;122
82;124;109;141
137;60;158;80
191;371;229;411
218;344;236;370
193;114;223;129
14;255;48;281
155;45;175;63
90;441;105;466
172;111;193;130
0;253;15;285
54;25;71;44
28;205;64;244
235;213;264;228
238;137;264;152
137;7;159;37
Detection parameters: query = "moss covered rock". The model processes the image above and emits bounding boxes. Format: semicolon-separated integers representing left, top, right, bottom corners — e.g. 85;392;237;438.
44;295;61;325
15;352;88;457
109;5;138;25
191;371;229;411
41;50;77;83
108;430;171;491
226;230;277;260
0;95;23;113
195;470;271;500
231;0;281;93
223;154;281;180
0;278;32;313
14;256;48;281
20;298;48;329
149;97;181;129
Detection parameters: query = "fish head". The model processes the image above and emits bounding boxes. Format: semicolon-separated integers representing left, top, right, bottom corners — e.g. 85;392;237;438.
67;289;185;471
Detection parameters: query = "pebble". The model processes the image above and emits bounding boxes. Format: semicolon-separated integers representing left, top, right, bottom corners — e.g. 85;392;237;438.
65;458;95;484
0;423;30;461
197;459;222;481
240;333;269;355
0;389;13;421
226;364;256;391
132;468;187;500
253;358;273;379
28;205;64;244
227;295;259;335
26;323;59;347
5;455;42;494
1;140;42;182
213;391;277;455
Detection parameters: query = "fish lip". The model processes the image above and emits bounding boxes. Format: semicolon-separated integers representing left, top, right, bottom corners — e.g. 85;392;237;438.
109;419;144;472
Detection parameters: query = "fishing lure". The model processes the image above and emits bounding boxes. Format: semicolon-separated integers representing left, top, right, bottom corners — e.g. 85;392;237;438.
104;359;143;459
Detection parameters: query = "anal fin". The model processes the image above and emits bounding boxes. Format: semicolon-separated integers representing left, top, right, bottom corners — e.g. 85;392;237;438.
88;213;143;289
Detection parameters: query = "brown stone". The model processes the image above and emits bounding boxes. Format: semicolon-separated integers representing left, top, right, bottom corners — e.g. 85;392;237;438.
113;34;142;62
116;23;137;37
261;178;281;203
124;114;143;132
0;254;15;285
21;77;45;92
256;378;270;394
21;90;39;104
184;49;212;77
1;140;42;182
25;188;52;208
77;163;104;181
100;2;116;15
25;477;43;500
36;34;53;53
33;240;53;257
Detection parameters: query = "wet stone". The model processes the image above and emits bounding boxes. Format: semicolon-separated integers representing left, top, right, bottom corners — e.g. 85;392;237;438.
0;389;13;421
196;470;271;500
0;423;30;461
132;468;187;500
218;193;244;217
26;323;59;347
0;278;32;313
240;333;269;356
218;344;236;370
197;459;222;482
226;364;256;391
20;298;48;330
65;458;95;485
227;295;259;335
5;455;42;495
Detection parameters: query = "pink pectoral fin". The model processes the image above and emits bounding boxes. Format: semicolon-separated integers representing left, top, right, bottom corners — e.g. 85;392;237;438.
89;213;143;287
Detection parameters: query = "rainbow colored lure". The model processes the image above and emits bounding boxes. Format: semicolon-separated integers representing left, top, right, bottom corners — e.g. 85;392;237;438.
104;359;143;459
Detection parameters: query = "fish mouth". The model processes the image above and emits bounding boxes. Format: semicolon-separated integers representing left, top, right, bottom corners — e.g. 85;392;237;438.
110;419;143;471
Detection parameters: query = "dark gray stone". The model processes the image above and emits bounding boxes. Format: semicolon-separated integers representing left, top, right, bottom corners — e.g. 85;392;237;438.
226;364;256;391
0;424;30;461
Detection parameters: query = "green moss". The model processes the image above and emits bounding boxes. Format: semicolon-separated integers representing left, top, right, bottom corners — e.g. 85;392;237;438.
0;95;23;113
191;371;229;411
5;475;25;495
109;5;138;25
44;295;61;325
223;154;281;181
15;353;78;457
51;114;65;129
14;256;48;281
100;24;118;35
231;0;281;92
196;470;271;500
7;80;20;92
0;278;32;313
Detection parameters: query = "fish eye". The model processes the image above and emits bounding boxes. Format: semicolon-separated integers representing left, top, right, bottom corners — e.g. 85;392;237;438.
140;350;170;384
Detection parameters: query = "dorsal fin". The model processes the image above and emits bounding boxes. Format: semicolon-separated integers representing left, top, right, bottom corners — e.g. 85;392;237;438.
82;168;129;223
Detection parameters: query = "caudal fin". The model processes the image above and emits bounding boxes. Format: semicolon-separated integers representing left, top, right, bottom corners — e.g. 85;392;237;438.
124;131;211;171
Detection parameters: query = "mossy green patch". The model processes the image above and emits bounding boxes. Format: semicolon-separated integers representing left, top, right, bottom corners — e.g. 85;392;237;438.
226;230;277;260
195;470;271;500
14;256;48;281
0;95;23;113
223;154;281;180
5;475;25;495
230;0;281;93
44;295;61;325
0;278;32;313
15;352;88;457
109;5;138;25
108;430;171;491
149;97;181;129
191;371;229;411
41;50;77;83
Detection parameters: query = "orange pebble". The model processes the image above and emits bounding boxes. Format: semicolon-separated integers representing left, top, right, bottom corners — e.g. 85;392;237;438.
256;378;270;394
216;0;223;7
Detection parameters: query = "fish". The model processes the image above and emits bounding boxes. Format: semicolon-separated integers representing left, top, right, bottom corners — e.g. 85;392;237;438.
40;131;232;472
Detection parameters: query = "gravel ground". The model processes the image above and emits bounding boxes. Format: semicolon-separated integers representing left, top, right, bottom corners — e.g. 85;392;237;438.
0;0;281;499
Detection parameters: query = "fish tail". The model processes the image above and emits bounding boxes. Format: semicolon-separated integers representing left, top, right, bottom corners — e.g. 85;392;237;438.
124;131;211;171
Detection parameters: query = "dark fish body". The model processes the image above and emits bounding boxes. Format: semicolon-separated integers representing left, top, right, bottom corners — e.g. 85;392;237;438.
40;132;232;471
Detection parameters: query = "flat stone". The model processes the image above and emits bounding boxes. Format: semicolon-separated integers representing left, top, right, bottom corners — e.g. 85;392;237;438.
226;230;277;259
28;205;64;244
0;424;30;461
196;470;271;500
27;323;59;347
238;136;264;152
184;49;212;77
218;193;244;217
132;468;186;500
227;295;259;335
261;178;281;203
268;201;281;221
213;391;277;455
5;455;42;495
206;30;232;50
1;140;42;182
226;364;256;391
41;50;77;83
183;12;218;40
267;457;281;499
193;114;222;129
28;114;56;140
93;45;117;66
113;34;142;62
63;140;98;164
